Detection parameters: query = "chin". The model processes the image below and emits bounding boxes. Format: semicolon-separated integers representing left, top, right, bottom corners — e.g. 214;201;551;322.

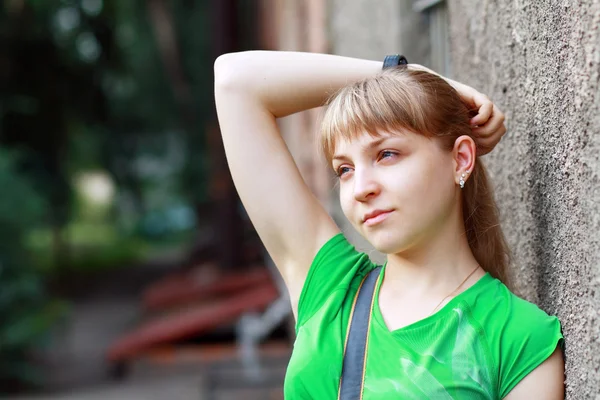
363;229;411;255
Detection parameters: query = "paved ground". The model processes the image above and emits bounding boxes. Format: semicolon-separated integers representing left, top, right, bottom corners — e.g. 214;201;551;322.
12;351;289;400
6;262;290;400
14;372;205;400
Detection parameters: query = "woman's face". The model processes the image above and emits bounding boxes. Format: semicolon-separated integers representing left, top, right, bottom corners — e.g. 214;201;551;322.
332;130;459;255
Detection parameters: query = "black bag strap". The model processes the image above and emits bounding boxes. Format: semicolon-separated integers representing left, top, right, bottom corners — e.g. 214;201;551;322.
338;266;382;400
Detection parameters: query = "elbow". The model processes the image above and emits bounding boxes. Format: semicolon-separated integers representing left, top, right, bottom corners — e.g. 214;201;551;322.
214;52;250;92
214;53;235;89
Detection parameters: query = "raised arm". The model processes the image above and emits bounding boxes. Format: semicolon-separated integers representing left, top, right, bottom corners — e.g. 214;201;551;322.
213;51;506;318
214;51;381;317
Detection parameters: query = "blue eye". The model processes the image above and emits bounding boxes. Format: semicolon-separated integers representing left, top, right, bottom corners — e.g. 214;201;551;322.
337;166;351;177
379;150;397;160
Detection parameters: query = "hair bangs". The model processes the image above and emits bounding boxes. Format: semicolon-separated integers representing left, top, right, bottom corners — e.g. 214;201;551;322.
319;73;429;166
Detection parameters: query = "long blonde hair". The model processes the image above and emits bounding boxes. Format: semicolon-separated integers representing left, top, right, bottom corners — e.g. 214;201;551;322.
320;67;511;286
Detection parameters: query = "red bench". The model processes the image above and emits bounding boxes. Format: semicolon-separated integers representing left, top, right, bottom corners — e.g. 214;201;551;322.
107;279;279;363
142;265;271;312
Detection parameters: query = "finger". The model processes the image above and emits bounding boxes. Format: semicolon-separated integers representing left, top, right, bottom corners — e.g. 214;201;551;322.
475;126;507;153
472;105;505;138
472;104;503;131
470;99;493;126
472;119;504;140
491;104;506;126
476;134;501;155
475;120;506;143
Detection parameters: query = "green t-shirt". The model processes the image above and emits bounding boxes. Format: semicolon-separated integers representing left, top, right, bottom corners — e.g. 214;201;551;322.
284;233;563;399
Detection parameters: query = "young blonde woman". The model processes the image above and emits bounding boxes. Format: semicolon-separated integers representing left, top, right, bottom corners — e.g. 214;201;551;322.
214;51;564;399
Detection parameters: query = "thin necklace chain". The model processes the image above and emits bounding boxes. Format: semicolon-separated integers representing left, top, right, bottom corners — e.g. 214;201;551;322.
429;264;481;316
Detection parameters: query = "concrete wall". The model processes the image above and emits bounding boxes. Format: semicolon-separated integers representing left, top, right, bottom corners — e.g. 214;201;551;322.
448;1;600;398
329;0;430;64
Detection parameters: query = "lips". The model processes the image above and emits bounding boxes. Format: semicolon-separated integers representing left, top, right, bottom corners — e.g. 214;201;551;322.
362;209;394;226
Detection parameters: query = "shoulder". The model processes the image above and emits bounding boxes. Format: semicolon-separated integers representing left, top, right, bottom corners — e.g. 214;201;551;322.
503;346;564;400
296;232;376;330
476;279;562;341
471;277;564;398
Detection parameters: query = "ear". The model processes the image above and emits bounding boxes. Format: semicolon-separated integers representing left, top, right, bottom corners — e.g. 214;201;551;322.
452;135;476;185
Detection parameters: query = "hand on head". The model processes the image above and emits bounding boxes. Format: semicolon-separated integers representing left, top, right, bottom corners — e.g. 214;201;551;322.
447;79;507;156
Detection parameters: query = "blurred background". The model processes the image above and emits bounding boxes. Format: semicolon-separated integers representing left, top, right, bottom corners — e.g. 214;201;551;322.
1;0;284;399
1;0;599;399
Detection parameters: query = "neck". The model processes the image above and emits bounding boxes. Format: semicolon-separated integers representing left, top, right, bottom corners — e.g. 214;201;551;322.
383;212;482;296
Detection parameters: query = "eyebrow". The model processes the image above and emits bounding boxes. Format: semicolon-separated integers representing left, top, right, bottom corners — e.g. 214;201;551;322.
332;136;404;162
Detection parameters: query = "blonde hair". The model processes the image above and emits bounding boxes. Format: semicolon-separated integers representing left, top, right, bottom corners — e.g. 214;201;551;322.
320;67;511;286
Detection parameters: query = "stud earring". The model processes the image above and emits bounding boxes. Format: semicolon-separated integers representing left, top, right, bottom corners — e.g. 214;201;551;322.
459;173;466;189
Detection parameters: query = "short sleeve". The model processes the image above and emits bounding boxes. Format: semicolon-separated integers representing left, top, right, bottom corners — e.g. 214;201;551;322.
296;233;374;331
497;294;564;398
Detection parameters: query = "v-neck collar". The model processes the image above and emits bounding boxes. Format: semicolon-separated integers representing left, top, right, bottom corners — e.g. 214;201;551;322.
372;264;494;335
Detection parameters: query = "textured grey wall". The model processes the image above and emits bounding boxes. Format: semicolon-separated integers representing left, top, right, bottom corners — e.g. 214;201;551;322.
329;0;430;64
448;1;600;398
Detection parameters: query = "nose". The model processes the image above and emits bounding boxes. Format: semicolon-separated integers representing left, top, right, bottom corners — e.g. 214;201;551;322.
353;168;381;202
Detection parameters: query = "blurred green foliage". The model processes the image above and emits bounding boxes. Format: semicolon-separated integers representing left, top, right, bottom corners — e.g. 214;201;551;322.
1;0;213;251
0;150;67;391
0;0;214;392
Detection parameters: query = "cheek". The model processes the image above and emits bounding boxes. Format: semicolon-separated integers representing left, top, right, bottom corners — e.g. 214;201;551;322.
412;167;456;216
338;185;352;216
398;160;455;214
